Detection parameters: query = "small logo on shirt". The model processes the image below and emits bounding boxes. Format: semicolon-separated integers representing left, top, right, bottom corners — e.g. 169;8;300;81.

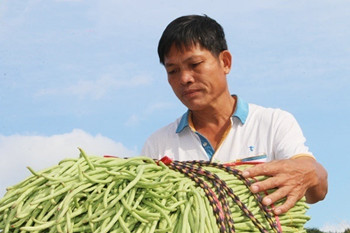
248;146;255;152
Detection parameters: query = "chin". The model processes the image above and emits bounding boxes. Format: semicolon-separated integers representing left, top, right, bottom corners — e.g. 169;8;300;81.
181;98;208;111
185;103;206;111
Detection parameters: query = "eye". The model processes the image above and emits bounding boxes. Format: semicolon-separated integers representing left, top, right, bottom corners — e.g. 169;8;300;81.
167;68;178;75
191;61;202;69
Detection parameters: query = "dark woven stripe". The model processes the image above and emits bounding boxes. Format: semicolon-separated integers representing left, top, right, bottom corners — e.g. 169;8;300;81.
190;160;281;233
174;161;235;232
183;160;268;233
168;162;228;233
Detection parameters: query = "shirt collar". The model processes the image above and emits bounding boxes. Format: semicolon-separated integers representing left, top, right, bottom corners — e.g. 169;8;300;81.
176;110;190;133
233;95;249;124
176;95;249;133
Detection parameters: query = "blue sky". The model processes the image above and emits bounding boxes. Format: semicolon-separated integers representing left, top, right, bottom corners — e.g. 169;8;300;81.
1;0;349;231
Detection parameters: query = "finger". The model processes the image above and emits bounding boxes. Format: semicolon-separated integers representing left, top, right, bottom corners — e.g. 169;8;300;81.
249;177;281;194
273;194;299;215
242;162;280;178
261;186;291;206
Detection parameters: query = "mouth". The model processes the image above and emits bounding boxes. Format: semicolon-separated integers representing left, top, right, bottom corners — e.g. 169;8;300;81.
182;89;201;98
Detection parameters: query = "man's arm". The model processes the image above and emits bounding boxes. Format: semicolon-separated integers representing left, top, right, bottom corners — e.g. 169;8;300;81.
242;156;328;215
302;157;328;204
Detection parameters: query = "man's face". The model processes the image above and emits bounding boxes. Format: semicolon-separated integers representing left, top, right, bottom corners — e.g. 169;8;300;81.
164;43;231;111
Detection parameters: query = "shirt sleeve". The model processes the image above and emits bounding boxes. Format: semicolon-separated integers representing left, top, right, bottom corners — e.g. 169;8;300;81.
272;110;313;160
141;137;159;159
141;128;170;160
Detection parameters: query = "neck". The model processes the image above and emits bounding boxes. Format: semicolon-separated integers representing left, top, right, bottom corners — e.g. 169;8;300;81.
190;95;236;151
191;95;236;130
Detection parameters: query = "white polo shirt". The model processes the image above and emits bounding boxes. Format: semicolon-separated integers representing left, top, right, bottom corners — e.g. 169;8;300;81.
141;96;313;163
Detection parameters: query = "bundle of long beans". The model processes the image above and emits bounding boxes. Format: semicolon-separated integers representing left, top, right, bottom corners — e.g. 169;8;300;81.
0;149;310;232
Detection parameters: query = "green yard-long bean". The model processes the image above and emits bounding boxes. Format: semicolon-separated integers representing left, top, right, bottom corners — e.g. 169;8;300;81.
0;149;310;232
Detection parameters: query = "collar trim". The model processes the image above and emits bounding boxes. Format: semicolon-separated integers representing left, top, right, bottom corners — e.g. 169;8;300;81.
176;95;249;133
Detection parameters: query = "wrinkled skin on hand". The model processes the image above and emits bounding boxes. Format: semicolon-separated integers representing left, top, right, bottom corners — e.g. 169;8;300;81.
242;156;328;215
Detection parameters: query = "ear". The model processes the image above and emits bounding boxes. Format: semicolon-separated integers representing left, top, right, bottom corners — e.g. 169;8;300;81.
220;50;232;74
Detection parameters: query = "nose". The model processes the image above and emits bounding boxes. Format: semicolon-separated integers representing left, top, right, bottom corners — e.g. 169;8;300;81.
179;70;194;85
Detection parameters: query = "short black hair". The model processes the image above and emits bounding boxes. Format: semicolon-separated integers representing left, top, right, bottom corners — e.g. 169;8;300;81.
157;15;228;65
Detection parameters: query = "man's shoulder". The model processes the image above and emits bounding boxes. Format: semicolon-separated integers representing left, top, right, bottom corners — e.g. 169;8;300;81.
247;103;297;128
233;96;293;124
248;103;293;118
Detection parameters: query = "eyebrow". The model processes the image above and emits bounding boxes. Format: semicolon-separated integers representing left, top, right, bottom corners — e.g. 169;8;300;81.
164;55;203;68
164;62;175;68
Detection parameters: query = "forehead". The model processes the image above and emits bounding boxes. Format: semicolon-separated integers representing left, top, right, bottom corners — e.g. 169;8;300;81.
164;43;212;65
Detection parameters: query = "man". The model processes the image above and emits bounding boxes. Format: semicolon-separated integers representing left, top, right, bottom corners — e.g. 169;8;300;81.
141;14;328;215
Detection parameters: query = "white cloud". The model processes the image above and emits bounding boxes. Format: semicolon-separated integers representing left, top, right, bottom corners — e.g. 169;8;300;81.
321;220;350;233
125;114;140;127
36;74;153;99
0;129;136;197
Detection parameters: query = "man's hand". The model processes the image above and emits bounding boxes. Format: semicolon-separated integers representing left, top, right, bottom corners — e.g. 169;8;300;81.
242;156;328;215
